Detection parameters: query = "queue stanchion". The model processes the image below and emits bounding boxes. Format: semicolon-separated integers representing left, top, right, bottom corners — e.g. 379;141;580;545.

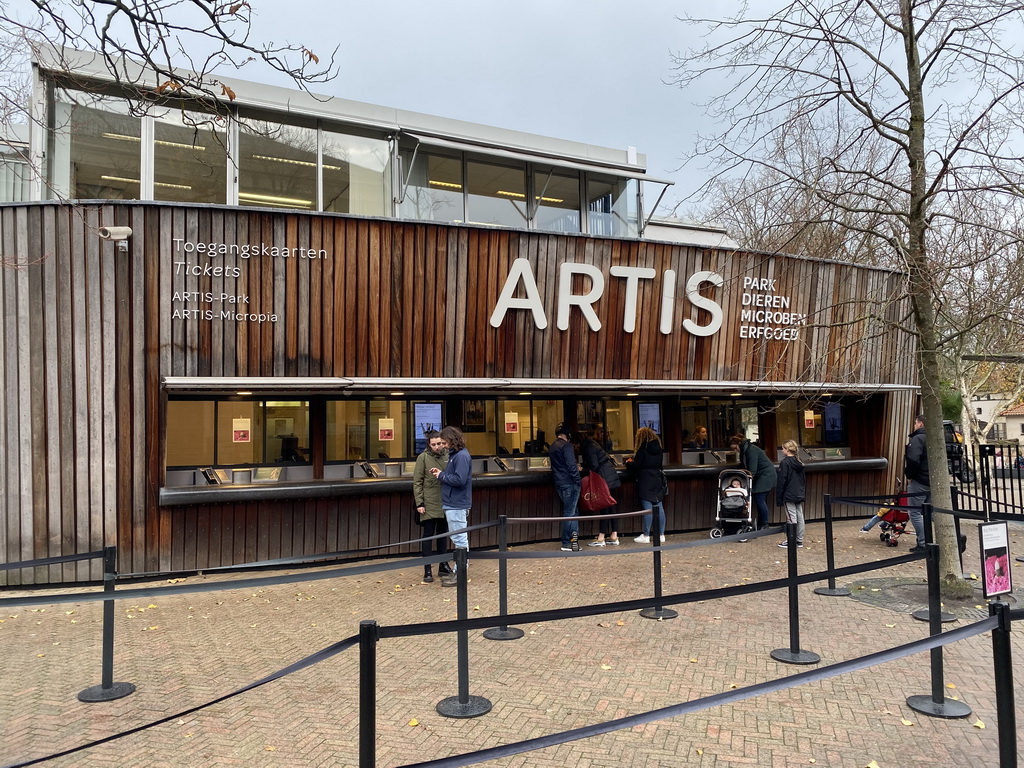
771;523;820;665
437;549;492;718
906;541;971;719
912;505;955;623
78;546;136;702
484;515;524;641
640;505;678;621
814;493;850;597
989;601;1018;767
358;620;378;768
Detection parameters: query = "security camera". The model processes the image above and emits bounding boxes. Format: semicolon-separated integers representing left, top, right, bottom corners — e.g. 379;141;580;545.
98;226;133;240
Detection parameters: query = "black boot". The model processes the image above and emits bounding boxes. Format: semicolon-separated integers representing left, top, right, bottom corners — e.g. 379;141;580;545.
438;561;453;576
422;565;433;583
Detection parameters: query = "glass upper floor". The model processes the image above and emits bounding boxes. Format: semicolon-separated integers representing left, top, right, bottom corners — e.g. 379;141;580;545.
27;47;671;238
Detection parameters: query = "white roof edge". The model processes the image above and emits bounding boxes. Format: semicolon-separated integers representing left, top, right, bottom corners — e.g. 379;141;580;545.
33;43;645;174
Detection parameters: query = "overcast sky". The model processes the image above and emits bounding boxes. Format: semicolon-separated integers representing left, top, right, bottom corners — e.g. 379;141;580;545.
247;0;716;216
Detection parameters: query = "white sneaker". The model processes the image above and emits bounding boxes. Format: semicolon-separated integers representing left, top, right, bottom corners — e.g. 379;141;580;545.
588;540;606;547
634;534;650;543
660;535;666;543
607;538;620;545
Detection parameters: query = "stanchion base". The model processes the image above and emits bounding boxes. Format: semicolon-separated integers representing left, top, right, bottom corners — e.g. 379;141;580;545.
78;682;136;703
906;695;972;719
813;586;851;597
639;607;679;620
483;627;525;641
770;649;821;665
436;694;492;719
911;609;957;623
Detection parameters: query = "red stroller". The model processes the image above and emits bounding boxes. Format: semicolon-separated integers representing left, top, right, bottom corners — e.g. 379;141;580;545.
876;492;909;547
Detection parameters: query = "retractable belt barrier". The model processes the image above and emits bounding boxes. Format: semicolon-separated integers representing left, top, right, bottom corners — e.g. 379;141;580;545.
3;515;1017;768
0;550;105;572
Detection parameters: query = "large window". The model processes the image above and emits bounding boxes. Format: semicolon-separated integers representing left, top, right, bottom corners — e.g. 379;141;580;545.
322;129;391;215
153;108;228;204
50;89;142;200
533;167;581;233
587;175;638;237
399;150;464;222
238;117;317;210
166;399;309;467
466;159;528;228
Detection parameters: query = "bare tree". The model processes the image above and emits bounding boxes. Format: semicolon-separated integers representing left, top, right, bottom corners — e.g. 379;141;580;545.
670;1;1024;593
1;0;335;103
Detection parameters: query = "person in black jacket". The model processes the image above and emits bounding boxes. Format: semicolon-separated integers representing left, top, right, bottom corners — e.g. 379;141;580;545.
903;415;930;552
581;425;621;546
549;423;582;551
775;440;805;548
630;426;667;543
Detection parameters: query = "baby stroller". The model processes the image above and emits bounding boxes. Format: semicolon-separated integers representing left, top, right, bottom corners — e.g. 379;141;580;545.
876;493;910;547
709;469;754;538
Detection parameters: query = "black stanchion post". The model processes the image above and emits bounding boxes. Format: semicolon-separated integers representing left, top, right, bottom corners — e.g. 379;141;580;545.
912;506;955;623
484;516;524;641
78;546;136;703
989;601;1017;768
907;542;971;719
979;444;995;522
358;620;378;768
950;483;966;577
640;506;678;621
436;549;492;718
815;493;850;597
771;523;820;665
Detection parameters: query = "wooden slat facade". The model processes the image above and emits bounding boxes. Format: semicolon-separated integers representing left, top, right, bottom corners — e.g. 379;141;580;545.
0;202;917;584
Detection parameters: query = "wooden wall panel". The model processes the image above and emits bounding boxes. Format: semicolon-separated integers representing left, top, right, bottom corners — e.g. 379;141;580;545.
0;202;917;583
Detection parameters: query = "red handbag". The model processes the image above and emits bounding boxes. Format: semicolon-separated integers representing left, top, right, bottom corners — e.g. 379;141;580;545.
580;471;615;512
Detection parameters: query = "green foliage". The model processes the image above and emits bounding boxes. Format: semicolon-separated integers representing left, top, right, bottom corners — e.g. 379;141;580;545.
940;385;962;421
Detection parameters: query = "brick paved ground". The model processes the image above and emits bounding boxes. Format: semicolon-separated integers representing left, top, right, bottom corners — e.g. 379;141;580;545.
1;518;1022;768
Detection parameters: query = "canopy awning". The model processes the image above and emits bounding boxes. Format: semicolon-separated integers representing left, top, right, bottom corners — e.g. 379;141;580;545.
162;376;917;396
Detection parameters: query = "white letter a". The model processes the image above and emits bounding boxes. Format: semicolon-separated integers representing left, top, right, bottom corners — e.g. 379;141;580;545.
489;258;548;330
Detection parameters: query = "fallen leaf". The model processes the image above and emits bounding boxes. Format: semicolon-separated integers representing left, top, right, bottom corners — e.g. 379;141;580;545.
696;748;703;755
885;623;897;628
597;622;611;628
689;658;698;663
473;605;480;611
598;583;607;587
973;719;985;729
600;664;612;670
900;718;914;726
616;620;625;626
36;653;45;658
408;718;420;727
729;683;737;689
809;760;816;764
867;762;881;768
947;683;957;689
870;588;880;592
264;745;277;751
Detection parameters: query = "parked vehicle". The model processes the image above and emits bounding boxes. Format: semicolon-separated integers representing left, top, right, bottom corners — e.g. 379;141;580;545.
943;420;975;483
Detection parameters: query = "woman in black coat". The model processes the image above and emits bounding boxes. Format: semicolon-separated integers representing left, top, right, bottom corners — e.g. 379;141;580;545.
630;426;667;543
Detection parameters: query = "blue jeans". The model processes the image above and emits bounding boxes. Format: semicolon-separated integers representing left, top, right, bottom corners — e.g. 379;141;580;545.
753;491;770;528
641;498;666;537
556;483;580;546
906;479;930;547
444;508;470;552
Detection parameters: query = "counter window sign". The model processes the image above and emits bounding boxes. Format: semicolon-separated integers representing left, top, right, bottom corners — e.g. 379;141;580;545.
979;521;1012;599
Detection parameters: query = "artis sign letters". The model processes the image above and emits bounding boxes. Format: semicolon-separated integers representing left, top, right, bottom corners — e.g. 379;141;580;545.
489;258;723;337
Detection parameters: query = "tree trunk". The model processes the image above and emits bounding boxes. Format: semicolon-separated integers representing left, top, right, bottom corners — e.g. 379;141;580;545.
902;0;966;592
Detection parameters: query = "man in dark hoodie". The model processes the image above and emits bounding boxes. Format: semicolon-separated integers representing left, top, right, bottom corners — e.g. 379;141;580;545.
549;423;581;551
904;415;929;552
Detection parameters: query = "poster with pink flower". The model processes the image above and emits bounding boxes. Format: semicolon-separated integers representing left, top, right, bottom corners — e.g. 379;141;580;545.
979;522;1012;599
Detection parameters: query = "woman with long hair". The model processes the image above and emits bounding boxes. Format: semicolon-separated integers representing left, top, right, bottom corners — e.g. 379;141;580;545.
631;426;666;543
430;425;473;585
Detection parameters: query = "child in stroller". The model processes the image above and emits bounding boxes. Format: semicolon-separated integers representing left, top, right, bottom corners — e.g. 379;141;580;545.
709;469;754;538
860;492;909;547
